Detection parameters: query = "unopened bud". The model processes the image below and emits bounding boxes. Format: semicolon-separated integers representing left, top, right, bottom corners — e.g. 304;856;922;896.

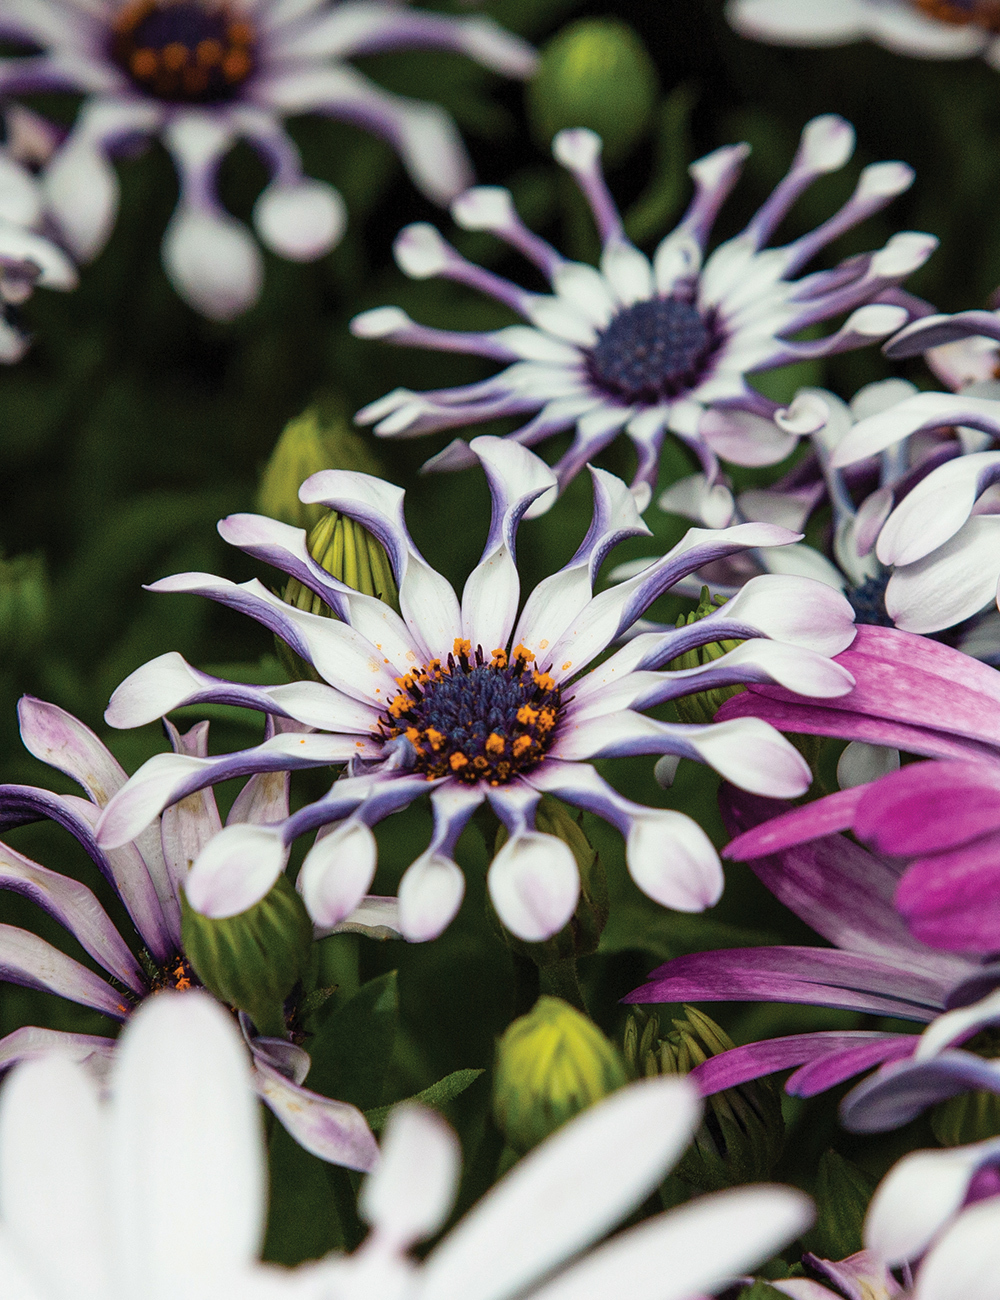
181;873;313;1038
0;552;48;657
494;995;628;1153
279;504;400;681
669;587;745;725
526;18;659;164
932;1089;1000;1147
626;1005;784;1192
257;405;380;532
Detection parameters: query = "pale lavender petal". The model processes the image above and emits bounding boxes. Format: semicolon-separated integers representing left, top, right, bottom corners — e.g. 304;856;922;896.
361;1104;460;1249
17;696;127;805
0;1025;116;1078
0;838;144;993
297;820;378;928
877;451;1000;566
398;853;465;942
487;831;579;942
841;1052;1000;1133
321;895;402;941
0;923;128;1020
253;1059;378;1172
185;824;288;919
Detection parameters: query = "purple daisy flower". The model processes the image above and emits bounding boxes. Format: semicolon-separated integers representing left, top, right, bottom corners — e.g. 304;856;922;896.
91;437;857;945
0;694;379;1172
350;114;935;511
0;0;536;318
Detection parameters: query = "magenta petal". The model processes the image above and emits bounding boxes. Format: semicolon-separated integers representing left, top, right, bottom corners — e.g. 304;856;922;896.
785;1035;916;1096
690;1031;913;1096
725;787;864;859
852;761;1000;856
895;834;1000;954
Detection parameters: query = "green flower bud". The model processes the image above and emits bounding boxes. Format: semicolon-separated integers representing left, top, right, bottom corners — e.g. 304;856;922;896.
181;873;313;1038
0;552;49;657
278;503;400;682
526;19;659;164
669;586;745;725
256;405;380;532
624;1006;784;1192
933;1090;1000;1146
492;795;608;967
494;995;628;1153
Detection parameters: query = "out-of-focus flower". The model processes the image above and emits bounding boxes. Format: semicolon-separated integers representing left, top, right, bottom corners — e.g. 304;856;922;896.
309;1076;813;1300
93;437;857;945
727;0;1000;67
0;694;378;1171
0;0;537;319
772;1138;1000;1300
351;115;933;511
0;990;327;1300
0;146;76;360
826;386;1000;636
626;784;986;1131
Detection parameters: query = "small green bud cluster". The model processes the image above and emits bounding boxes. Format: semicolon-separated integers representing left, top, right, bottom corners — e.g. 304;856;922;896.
623;1006;784;1192
669;587;745;726
181;873;313;1039
493;995;628;1154
0;552;49;658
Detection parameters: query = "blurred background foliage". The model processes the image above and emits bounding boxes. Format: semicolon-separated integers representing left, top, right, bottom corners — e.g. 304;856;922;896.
0;0;985;1264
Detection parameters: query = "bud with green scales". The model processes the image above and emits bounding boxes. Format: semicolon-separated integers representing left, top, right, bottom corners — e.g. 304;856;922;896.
277;492;400;683
931;1026;1000;1145
256;405;381;532
181;873;313;1038
526;18;659;164
623;1005;784;1192
667;587;746;726
493;995;628;1154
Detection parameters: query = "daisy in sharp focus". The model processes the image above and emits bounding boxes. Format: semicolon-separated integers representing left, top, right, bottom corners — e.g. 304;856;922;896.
727;0;1000;65
0;0;536;319
93;436;858;946
351;114;935;512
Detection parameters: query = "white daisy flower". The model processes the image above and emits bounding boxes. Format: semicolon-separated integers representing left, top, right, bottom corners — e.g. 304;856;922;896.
351;115;935;512
0;0;536;318
93;436;856;945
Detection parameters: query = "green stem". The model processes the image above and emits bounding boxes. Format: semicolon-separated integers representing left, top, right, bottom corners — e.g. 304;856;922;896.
538;956;586;1013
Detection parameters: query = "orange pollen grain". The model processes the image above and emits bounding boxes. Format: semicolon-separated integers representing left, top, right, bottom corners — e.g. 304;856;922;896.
517;704;538;725
512;736;533;758
426;728;445;751
533;671;556;691
196;37;223;66
222;48;251;81
449;752;469;771
453;638;472;658
485;733;506;756
131;47;159;77
162;41;189;70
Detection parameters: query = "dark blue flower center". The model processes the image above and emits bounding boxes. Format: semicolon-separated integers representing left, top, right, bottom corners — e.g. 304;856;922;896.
847;573;893;627
587;297;714;404
110;1;256;103
914;0;1000;29
381;641;562;784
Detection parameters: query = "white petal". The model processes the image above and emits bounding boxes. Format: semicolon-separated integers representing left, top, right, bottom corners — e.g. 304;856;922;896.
886;515;1000;633
420;1076;702;1300
836;741;900;790
0;1055;108;1300
298;821;378;928
689;717;812;797
487;832;579;941
398;853;465;943
659;474;735;527
627;811;723;911
43;134;120;261
252;179;345;260
109;991;266;1297
865;1143;1000;1268
599;239;653;306
530;1186;814;1300
877;453;1000;567
185;824;288;919
361;1105;461;1250
913;1198;1000;1300
726;0;869;45
719;573;857;654
162;206;263;320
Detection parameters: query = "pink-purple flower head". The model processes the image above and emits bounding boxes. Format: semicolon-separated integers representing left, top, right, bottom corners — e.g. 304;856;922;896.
727;0;1000;65
350;115;934;513
0;694;379;1172
0;0;537;319
93;436;856;945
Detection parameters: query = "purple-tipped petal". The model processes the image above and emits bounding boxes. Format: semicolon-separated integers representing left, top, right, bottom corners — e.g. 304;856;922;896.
841;1051;1000;1133
398;853;466;942
17;697;127;806
185;824;289;919
0;923;128;1021
0;1025;116;1079
487;831;579;941
253;1059;378;1172
297;820;378;928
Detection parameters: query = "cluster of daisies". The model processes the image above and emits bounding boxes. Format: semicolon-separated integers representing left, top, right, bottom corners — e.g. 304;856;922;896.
10;1;1000;1296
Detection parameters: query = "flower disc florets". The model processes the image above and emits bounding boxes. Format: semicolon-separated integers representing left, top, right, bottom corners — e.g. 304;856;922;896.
111;1;256;103
588;298;716;404
382;640;561;784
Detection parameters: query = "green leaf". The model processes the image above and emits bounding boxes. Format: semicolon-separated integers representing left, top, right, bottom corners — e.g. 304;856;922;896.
304;971;399;1111
262;1121;346;1265
365;1067;486;1133
802;1149;877;1262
